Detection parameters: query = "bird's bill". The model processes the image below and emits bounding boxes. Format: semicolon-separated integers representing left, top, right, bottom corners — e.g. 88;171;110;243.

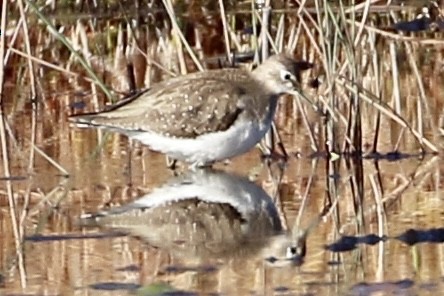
287;89;318;111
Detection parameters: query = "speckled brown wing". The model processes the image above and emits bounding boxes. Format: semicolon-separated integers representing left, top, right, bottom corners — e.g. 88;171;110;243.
74;72;254;139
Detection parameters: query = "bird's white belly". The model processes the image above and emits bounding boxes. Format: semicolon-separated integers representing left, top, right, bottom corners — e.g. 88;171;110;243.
131;118;271;165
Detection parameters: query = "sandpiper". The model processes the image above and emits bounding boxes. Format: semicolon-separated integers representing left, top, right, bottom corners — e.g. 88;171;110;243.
70;54;312;168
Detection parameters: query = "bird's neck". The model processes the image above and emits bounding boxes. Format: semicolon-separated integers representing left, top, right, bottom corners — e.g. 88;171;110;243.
246;94;279;124
264;95;279;122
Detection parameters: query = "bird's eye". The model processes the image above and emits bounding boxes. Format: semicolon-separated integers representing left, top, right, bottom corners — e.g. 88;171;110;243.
286;246;298;259
280;70;293;81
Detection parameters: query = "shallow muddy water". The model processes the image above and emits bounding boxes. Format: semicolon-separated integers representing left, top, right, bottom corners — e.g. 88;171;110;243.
0;116;443;295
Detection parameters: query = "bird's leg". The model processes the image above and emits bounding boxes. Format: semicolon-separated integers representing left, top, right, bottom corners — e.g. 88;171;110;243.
277;143;288;159
198;161;215;169
261;124;275;156
166;156;178;170
270;119;289;160
260;121;288;162
188;161;215;171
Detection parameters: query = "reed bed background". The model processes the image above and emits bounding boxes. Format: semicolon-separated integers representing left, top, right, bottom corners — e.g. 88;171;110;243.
2;0;443;152
0;0;444;294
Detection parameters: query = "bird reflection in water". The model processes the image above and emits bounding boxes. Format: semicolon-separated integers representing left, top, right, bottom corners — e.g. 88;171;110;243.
80;168;307;265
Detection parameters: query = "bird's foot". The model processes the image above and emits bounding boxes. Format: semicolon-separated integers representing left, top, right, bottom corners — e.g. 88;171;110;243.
260;150;289;163
189;161;215;171
166;157;178;170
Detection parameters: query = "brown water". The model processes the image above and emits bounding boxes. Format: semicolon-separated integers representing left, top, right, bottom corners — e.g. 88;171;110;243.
1;110;443;295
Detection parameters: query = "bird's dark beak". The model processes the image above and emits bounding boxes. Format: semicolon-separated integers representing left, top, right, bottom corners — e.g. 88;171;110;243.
289;76;301;90
288;61;318;108
287;88;317;111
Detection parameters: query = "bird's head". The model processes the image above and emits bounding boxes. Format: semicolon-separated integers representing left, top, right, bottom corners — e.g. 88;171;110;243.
252;54;313;96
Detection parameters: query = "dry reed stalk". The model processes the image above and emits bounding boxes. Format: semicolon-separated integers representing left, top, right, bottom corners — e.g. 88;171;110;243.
19;17;37;286
260;0;271;60
254;10;279;56
117;22;177;84
260;1;275;155
26;0;113;101
352;0;371;47
389;42;401;114
219;0;232;64
17;0;36;99
16;0;38;184
8;47;96;83
404;42;433;135
344;0;385;14
275;15;285;52
315;0;376;236
0;0;28;288
368;24;382;153
193;26;204;62
4;17;25;64
228;26;242;54
296;0;323;35
0;115;26;287
31;143;69;177
114;24;124;71
250;1;259;61
338;78;438;152
302;5;444;154
347;19;444;45
287;21;302;53
393;123;406;152
77;21;100;109
294;94;319;151
0;0;7;101
413;159;441;192
162;0;203;72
